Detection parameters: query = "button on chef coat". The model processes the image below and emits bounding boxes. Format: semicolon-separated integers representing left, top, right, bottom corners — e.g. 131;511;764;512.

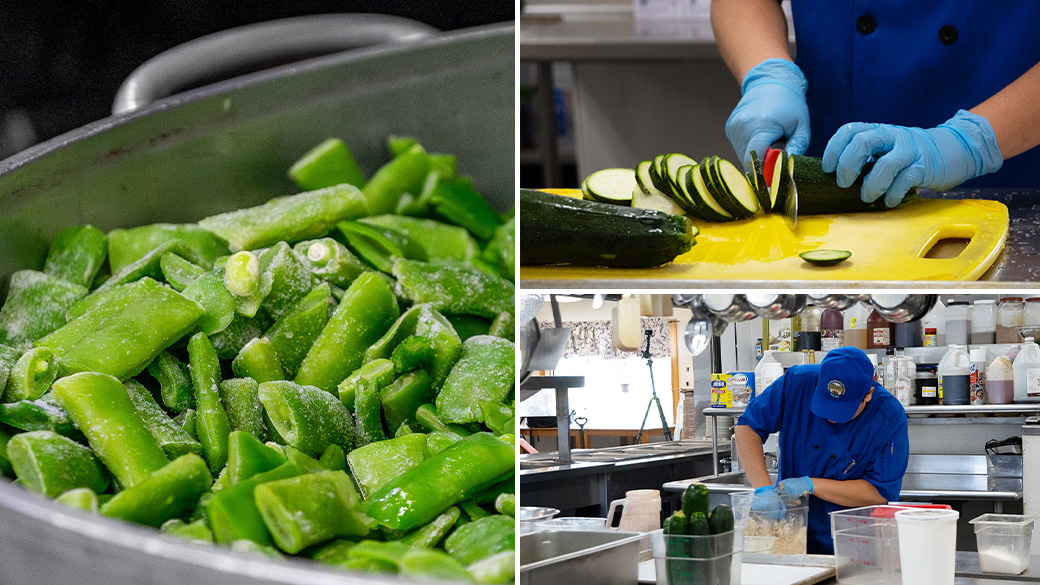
737;364;909;554
789;0;1040;188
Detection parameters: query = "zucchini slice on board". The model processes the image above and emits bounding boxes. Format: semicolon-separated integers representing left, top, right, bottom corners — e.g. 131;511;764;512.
749;150;770;212
649;154;671;195
789;155;917;214
768;150;790;212
519;189;696;268
634;161;685;215
685;163;734;222
713;158;760;218
799;249;852;266
581;168;636;206
663;154;698;196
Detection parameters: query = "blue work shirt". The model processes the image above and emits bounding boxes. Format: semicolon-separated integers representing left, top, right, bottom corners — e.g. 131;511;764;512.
737;364;910;554
790;1;1040;188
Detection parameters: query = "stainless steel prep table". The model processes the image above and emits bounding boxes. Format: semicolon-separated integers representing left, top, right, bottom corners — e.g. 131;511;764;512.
520;439;727;517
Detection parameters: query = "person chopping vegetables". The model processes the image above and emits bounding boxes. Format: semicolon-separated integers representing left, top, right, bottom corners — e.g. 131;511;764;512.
734;347;909;554
712;0;1040;206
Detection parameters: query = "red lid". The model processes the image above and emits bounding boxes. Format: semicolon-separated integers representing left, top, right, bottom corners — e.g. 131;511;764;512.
1027;298;1040;303
870;504;953;519
1000;297;1024;302
925;328;937;334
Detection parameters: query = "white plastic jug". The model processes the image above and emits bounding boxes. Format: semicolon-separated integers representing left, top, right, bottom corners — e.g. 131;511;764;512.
938;345;971;405
606;489;661;533
1013;337;1040;403
754;351;783;399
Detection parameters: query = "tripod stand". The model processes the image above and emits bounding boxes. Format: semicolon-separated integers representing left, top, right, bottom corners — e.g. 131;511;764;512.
635;329;673;444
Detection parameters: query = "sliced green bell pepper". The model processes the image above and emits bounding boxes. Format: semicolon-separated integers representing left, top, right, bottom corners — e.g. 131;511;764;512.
380;370;435;434
293;238;368;288
159;252;205;292
7;430;109;497
361;146;431;215
0;270;87;349
263;283;334;379
124;379;202;458
436;336;515;425
107;223;229;273
182;270;237;335
345;433;427;498
288;138;365;191
400;506;461;548
468;550;515;584
0;395;84;441
3;347;58;402
206;461;301;545
43;225;108;287
258;380;355;456
392;259;513;320
231;337;284;383
100;453;212;527
55;486;100;513
444;514;515;565
146;350;195;412
225;430;286;485
187;332;232;474
218;377;266;441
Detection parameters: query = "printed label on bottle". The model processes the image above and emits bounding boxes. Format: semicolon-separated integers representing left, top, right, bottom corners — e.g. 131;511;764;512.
922;385;937;398
850;317;858;328
938;376;944;401
821;330;842;351
1029;368;1040;398
872;328;890;346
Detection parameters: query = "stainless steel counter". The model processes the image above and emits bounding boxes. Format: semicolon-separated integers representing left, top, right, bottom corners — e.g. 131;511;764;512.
520;439;725;480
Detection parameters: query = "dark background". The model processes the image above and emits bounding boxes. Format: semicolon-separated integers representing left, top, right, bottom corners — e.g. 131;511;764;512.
0;2;514;159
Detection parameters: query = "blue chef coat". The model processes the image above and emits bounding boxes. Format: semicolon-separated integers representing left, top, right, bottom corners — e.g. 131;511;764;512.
790;1;1040;188
737;364;910;554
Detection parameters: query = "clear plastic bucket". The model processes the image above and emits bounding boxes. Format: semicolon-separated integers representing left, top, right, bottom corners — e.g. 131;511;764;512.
650;527;744;585
830;505;908;585
970;514;1035;575
729;492;808;555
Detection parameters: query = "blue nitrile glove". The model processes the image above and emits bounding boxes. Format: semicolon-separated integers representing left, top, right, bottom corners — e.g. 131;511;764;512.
725;58;811;173
776;476;814;499
822;109;1004;208
750;485;786;523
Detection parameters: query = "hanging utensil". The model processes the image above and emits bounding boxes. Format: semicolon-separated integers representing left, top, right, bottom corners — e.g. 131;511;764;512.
702;294;757;322
745;293;807;319
807;293;856;311
870;294;938;323
688;295;729;336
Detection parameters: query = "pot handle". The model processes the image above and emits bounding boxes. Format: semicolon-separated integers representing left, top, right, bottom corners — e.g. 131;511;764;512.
112;14;438;115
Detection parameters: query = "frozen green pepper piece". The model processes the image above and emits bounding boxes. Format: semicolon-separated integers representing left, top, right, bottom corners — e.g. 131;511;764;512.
295;272;399;393
107;223;229;273
362;146;431;215
393;259;513;320
494;493;515;517
7;430;109;497
479;401;514;437
198;184;367;252
124;379;201;458
344;540;411;571
289;138;365;191
175;408;198;440
161;518;214;542
436;336;515;425
391;335;433;374
264;283;333;379
259;380;355;456
335;220;407;273
41;282;205;380
459;499;489;521
281;445;327;474
187;333;232;474
446;314;491;341
231;338;284;383
100;453;213;527
362;306;423;363
346;433;427;498
159;252;205;292
468;551;516;584
207;461;302;545
146;350;194;412
363;433;513;532
361;215;480;263
309;539;359;567
3;347;58;402
424;174;504;241
336;358;396;416
218;377;266;441
230;539;285;559
225;430;286;485
224;250;272;317
210;313;272;360
43;225;108;287
469;477;513;507
488;311;514;342
444;515;515;565
181;270;236;335
481;215;515;282
257;242;319;322
0;270;87;349
51;372;169;488
364;305;461;388
425;430;464;457
401;506;460;548
255;470;376;554
43;278;163;354
319;443;346;471
415;404;472;437
0;395;84;441
55;487;100;513
380;370;435;433
400;548;473;582
0;428;10;477
387;135;419;157
293;238;368;288
95;241;182;292
0;344;18;395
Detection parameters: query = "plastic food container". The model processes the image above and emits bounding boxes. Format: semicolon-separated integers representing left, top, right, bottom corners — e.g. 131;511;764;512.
896;508;959;585
649;527;744;585
969;514;1035;575
830;505;908;585
729;492;808;555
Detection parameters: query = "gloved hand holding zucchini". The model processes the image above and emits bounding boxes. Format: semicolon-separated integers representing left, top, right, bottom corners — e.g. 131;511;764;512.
660;483;735;585
577;149;918;223
0;136;516;584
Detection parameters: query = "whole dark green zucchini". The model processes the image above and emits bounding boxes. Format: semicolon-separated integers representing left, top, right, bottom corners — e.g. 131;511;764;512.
519;189;695;268
789;155;918;215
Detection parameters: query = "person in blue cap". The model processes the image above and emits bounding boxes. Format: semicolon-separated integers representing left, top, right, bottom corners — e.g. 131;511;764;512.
734;346;909;554
712;0;1040;206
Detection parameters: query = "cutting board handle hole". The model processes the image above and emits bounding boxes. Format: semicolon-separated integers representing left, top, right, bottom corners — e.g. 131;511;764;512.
922;237;971;260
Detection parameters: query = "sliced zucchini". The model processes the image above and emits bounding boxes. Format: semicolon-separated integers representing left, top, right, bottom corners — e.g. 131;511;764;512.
649;155;671;195
799;249;852;266
713;158;760;218
632;165;686;216
581;168;636;206
674;165;707;219
768;150;789;212
685;164;734;222
749;150;770;212
663;154;698;195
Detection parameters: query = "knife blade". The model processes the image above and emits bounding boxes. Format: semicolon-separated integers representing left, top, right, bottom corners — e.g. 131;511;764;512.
783;152;798;230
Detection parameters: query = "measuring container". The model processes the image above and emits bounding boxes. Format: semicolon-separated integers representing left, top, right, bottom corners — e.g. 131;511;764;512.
896;508;959;585
969;514;1035;575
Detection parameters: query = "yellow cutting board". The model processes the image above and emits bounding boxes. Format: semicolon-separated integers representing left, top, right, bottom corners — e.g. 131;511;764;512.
521;189;1009;282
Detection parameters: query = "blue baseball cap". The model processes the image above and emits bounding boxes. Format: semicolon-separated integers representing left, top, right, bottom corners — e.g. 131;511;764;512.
810;347;876;424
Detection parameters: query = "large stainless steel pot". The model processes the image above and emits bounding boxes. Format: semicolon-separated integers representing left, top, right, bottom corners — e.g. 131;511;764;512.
0;21;513;585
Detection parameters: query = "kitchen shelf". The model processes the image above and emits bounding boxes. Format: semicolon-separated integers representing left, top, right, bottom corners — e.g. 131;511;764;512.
703;404;1040;417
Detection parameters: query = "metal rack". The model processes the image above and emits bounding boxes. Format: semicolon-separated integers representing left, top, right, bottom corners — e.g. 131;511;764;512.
520;375;586;464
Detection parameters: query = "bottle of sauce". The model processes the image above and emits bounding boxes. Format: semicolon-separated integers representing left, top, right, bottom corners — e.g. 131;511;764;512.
996;297;1025;344
1013;338;1040;403
969;348;988;405
798;303;822;351
938;345;971;405
867;307;892;350
987;356;1015;404
971;299;997;345
821;309;844;351
945;301;971;346
924;328;938;347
